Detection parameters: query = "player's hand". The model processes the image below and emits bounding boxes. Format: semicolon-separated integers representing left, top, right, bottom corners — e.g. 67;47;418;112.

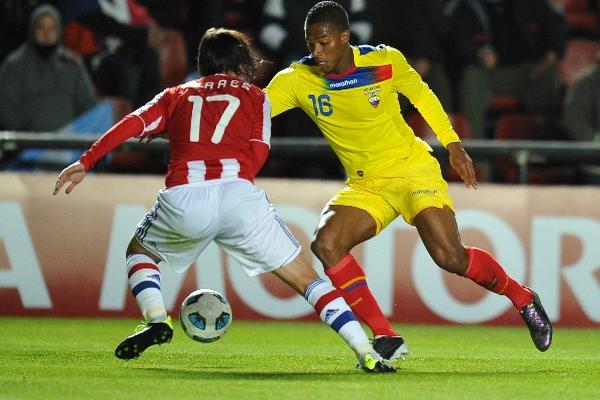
447;142;478;189
53;161;87;195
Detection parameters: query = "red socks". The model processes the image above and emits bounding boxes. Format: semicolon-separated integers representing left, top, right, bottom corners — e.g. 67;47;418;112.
325;254;397;337
324;248;531;334
464;247;533;309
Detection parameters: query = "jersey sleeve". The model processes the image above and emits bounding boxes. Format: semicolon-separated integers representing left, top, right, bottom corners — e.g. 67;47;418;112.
248;90;272;177
251;90;272;146
131;88;171;136
264;67;299;117
79;114;144;171
78;88;172;171
388;47;461;147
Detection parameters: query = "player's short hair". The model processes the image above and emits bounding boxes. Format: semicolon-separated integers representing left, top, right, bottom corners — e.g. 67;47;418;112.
305;1;350;32
197;28;260;79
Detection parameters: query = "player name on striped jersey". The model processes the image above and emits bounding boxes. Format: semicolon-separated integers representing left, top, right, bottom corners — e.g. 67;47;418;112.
184;78;252;91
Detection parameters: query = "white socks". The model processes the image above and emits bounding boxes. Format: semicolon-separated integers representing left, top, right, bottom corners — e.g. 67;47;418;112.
126;254;167;323
305;278;372;356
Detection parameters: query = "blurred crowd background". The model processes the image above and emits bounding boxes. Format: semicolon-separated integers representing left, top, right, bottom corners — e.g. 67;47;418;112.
1;0;599;183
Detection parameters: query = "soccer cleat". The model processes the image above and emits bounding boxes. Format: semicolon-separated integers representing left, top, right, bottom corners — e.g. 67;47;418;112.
358;351;396;373
519;288;552;352
114;316;174;360
373;335;409;361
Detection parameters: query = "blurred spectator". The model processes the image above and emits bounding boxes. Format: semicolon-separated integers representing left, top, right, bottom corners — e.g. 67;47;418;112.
0;0;58;64
176;0;264;79
562;52;600;183
369;0;453;112
258;0;372;74
0;4;97;131
60;0;167;108
447;0;568;138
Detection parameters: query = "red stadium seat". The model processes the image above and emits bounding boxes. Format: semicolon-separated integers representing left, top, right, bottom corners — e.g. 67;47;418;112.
160;30;189;87
566;13;599;32
107;96;133;122
553;0;590;13
552;0;599;33
493;114;575;183
487;95;521;114
406;113;472;140
558;39;600;86
494;114;552;140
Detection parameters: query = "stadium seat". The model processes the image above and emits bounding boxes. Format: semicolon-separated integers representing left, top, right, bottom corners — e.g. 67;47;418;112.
552;0;599;33
493;114;575;183
487;95;521;114
160;30;189;87
108;96;133;122
406;113;472;140
558;39;600;86
494;114;553;140
553;0;588;12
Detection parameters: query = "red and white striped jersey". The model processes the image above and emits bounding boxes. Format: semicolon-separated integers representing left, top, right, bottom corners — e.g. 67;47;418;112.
80;73;271;188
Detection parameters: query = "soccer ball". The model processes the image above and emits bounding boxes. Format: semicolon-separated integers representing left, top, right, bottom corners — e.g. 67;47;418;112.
180;289;232;343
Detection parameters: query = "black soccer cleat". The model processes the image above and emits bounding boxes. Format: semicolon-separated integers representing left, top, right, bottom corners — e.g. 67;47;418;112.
359;351;397;373
373;335;409;361
115;317;173;360
519;288;552;352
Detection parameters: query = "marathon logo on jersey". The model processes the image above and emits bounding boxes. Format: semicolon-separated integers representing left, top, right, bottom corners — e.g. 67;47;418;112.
325;64;392;91
411;189;438;197
329;78;358;89
363;85;381;108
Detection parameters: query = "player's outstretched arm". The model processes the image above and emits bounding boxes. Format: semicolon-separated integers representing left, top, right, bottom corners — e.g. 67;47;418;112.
53;161;87;195
447;142;478;189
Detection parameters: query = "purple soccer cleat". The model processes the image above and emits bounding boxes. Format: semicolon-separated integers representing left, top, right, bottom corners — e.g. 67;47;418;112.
519;288;552;352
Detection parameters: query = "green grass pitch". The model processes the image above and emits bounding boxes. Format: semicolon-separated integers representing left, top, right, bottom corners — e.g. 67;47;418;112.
1;318;598;400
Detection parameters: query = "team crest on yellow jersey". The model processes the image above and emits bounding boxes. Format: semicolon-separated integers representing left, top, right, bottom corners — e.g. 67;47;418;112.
363;85;381;108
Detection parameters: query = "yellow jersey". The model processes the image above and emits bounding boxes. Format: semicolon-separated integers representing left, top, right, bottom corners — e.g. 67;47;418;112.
265;44;461;179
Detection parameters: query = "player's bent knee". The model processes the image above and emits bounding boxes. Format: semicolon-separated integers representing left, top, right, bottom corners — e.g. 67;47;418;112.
431;247;468;275
310;235;342;268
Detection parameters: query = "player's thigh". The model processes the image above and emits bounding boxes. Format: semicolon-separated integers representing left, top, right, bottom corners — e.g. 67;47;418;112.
215;181;301;277
328;183;396;235
134;186;216;272
383;148;454;225
315;204;378;250
413;205;466;273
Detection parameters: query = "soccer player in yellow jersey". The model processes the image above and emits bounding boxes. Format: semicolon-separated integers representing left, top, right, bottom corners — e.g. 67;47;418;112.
265;1;552;360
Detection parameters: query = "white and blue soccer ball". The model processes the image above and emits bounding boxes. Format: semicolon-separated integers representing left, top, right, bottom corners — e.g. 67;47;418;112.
180;289;232;343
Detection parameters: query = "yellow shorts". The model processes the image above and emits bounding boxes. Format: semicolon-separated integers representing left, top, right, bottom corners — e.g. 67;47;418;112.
328;143;454;233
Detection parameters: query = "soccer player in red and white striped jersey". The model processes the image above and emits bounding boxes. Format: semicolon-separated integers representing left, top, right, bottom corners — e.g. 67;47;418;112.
79;67;271;188
53;27;394;373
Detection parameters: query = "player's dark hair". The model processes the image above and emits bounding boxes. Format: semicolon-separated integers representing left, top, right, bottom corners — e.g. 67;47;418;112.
197;28;260;79
305;1;350;32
